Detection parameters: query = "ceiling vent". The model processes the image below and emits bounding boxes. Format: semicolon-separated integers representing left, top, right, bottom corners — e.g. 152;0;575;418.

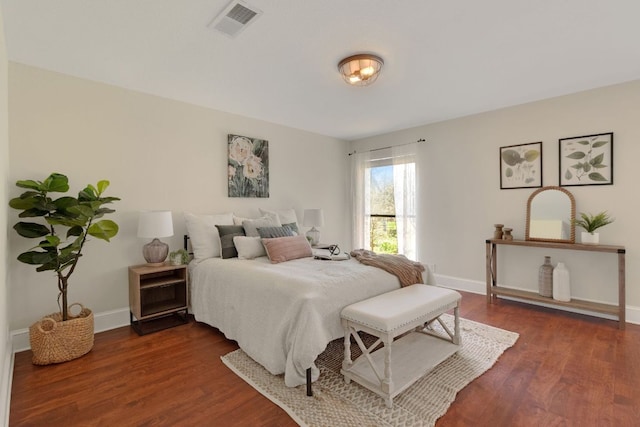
208;0;263;38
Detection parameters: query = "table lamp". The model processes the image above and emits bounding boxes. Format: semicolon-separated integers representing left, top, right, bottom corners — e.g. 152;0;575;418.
303;208;324;246
137;210;174;265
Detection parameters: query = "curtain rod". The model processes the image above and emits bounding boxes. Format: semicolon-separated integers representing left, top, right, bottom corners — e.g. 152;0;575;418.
347;138;426;156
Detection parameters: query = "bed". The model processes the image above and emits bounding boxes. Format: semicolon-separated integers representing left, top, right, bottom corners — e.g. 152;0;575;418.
189;255;404;387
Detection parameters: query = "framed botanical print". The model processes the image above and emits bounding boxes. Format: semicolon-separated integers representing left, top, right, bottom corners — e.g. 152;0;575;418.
559;132;613;186
227;134;270;198
500;142;542;189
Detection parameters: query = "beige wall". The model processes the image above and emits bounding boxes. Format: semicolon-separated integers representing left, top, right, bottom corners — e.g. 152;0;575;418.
0;3;12;419
7;63;351;330
6;62;640;331
352;80;640;319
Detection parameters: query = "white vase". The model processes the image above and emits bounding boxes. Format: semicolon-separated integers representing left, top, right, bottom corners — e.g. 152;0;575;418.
581;231;599;245
553;262;571;302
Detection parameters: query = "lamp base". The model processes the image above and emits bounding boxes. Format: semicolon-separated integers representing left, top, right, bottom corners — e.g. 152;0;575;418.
143;238;169;265
306;227;320;246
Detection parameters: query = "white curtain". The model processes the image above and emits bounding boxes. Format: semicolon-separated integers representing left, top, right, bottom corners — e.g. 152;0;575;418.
351;150;372;251
391;143;418;260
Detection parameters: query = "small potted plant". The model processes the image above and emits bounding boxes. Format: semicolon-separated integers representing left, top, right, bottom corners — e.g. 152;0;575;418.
169;248;189;265
572;211;614;245
9;172;120;364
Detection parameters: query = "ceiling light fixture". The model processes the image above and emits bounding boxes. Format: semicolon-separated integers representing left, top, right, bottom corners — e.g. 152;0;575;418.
338;54;384;86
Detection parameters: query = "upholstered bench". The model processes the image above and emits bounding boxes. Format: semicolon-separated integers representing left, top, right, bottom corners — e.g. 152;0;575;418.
340;284;462;408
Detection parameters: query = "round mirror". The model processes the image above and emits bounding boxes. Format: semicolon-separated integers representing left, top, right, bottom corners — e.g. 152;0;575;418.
526;186;576;243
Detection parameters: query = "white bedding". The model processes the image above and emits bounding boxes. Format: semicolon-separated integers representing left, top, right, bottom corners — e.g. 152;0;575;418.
189;256;402;387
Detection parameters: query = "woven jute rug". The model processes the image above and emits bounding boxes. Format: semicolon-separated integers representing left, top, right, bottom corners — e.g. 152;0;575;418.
221;314;519;427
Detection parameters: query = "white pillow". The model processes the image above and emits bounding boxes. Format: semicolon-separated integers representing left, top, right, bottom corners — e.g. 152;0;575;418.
234;236;267;259
259;208;298;226
233;214;250;226
242;216;281;237
184;212;234;260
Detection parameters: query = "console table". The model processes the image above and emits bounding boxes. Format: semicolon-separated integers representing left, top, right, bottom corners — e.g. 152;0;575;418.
486;239;626;329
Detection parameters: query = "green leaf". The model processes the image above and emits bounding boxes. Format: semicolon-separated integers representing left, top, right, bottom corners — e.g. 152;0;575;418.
98;196;120;204
97;180;110;195
15;180;44;191
13;222;50;238
42;173;69;193
505;168;513;177
524;150;539;162
88;220;119;241
565;169;573;180
571;163;583;170
78;187;97;201
17;250;57;265
584;163;591;172
590;153;604;166
9;196;37;210
592;140;609;148
588;172;608;182
39;235;61;248
576;140;590;145
566;152;586;159
17;208;50;218
68;204;95;218
92;207;116;219
67;226;84;238
501;149;523;166
53;196;78;210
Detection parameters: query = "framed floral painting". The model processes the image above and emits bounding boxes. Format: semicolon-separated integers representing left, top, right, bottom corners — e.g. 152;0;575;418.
228;134;269;198
499;142;542;189
559;132;613;186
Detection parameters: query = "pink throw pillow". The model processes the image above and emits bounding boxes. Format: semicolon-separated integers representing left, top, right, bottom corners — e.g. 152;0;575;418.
262;235;312;264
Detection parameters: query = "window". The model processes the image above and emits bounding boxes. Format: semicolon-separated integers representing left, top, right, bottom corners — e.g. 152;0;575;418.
369;162;398;253
351;144;418;260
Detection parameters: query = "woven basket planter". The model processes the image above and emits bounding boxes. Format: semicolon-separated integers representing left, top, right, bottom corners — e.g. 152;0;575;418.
29;303;94;365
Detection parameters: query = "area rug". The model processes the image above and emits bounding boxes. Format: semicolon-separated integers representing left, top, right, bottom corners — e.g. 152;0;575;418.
221;314;519;427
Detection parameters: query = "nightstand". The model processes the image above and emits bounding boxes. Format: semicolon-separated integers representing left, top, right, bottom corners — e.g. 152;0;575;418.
128;263;189;335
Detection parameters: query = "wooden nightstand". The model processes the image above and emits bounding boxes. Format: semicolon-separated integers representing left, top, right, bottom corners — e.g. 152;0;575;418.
128;263;189;335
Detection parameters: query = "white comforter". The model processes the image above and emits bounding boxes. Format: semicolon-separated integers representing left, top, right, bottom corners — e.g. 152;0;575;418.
189;256;402;387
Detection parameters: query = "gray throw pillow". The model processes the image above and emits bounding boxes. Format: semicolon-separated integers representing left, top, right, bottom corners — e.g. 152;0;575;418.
281;222;299;235
215;225;246;259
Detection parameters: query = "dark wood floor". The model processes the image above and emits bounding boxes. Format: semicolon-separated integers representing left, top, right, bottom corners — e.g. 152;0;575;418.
10;291;640;426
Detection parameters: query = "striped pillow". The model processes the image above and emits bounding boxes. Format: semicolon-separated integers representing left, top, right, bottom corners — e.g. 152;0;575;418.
257;225;294;238
262;235;312;264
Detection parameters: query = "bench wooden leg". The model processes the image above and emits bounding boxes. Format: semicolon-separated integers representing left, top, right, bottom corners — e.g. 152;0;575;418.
342;320;352;383
453;304;461;345
382;334;393;408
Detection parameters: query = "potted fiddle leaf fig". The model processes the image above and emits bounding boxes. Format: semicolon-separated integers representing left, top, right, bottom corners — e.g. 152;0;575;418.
572;211;614;245
9;172;120;364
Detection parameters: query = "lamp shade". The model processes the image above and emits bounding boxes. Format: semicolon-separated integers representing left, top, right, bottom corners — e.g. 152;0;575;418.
137;210;174;238
303;209;324;227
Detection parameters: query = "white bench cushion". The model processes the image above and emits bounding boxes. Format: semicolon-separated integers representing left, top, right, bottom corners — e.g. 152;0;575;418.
341;284;461;333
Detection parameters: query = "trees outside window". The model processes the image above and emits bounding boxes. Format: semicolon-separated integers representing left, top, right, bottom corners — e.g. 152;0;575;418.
369;164;398;253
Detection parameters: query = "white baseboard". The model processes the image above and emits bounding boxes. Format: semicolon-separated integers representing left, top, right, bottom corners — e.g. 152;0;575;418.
11;307;131;353
434;273;640;325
